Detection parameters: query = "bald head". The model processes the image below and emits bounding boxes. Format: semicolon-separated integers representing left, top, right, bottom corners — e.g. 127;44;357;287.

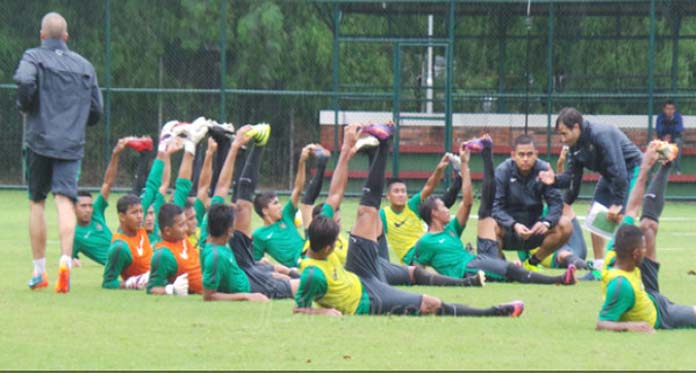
40;12;68;40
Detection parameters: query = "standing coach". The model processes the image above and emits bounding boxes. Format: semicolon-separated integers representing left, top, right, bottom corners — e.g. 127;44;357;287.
14;12;103;293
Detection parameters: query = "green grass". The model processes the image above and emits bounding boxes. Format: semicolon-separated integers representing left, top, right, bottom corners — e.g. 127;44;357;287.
1;190;695;369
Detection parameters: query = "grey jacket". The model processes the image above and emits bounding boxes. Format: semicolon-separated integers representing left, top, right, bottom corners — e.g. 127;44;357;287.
492;158;563;230
14;38;102;160
554;120;642;206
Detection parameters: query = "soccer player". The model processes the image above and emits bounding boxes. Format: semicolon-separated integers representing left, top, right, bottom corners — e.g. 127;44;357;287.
597;142;695;332
147;131;207;296
101;123;186;289
414;138;576;286
294;123;523;317
540;107;642;271
72;137;133;266
380;155;451;264
490;134;572;270
200;124;299;300
251;143;314;268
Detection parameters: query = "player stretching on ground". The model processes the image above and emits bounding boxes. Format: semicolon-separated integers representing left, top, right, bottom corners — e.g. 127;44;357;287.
414;136;576;285
294;123;522;317
597;142;695;332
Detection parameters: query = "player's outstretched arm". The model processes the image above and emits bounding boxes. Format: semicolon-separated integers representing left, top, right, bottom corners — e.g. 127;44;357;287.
324;124;361;211
596;320;655;334
202;288;268;302
454;148;473;228
214;125;253;198
291;144;313;208
196;138;218;207
420;155;449;201
100;137;131;201
624;142;659;220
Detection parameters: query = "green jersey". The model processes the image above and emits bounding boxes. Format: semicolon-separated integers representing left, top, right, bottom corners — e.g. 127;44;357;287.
252;201;305;267
201;242;251;293
413;218;474;278
73;194;112;265
193;198;206;227
147;247;178;293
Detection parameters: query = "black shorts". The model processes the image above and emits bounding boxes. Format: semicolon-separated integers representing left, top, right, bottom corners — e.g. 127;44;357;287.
641;258;696;329
246;266;293;299
378;257;411;286
228;231;256;269
592;165;638;211
345;234;385;281
361;276;422;316
501;226;544;252
465;238;509;281
25;147;80;201
377;234;391;261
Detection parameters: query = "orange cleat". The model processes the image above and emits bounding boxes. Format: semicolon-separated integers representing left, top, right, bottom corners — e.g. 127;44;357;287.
54;263;70;293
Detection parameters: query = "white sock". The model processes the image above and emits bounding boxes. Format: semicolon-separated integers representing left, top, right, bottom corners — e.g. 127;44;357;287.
60;255;72;269
33;258;46;274
592;259;604;270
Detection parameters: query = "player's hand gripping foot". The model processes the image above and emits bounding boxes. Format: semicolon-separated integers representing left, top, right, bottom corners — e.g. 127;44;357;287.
495;300;525;317
244;123;271;146
445;152;461;173
208;121;236;143
522;258;542;273
125;136;154;152
361;121;395;141
653;139;679;163
54;260;70;293
28;272;48;290
462;134;492;153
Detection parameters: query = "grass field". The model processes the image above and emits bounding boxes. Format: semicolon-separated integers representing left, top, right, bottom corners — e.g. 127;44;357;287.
1;190;695;370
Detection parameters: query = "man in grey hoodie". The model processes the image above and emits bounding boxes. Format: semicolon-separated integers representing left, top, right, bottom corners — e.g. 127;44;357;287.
14;12;103;293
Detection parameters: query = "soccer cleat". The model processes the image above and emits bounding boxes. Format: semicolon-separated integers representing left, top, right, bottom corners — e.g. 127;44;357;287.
28;272;48;290
579;269;602;281
462;134;492;153
446;152;461;173
475;270;486;287
522;258;542;273
361;122;395;141
353;135;379;154
496;300;525;317
244;123;271;146
54;262;70;293
125;136;153;152
654;140;679;163
186;117;211;145
562;264;577;285
208;124;235;144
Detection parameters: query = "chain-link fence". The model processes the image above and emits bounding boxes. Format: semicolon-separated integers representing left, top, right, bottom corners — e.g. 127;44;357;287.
1;1;695;197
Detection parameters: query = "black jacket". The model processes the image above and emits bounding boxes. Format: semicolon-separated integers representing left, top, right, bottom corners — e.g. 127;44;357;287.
554;120;642;206
492;158;563;230
14;39;102;160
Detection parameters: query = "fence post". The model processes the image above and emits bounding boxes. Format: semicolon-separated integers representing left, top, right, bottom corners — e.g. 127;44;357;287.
219;0;227;122
546;2;554;161
104;0;112;167
647;0;656;141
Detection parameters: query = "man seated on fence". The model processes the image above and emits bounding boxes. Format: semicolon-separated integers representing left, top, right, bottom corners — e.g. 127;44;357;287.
380;154;462;265
413;135;576;286
72;136;141;267
294;123;522;317
199;124;299;300
251;143;314;268
597;141;695;332
489;134;572;271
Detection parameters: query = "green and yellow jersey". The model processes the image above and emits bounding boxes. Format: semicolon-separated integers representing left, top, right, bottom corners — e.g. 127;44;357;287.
602;215;637;276
252;201;305;268
201;242;251;294
599;265;660;328
380;192;426;264
412;218;475;278
73;193;112;265
296;255;370;315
